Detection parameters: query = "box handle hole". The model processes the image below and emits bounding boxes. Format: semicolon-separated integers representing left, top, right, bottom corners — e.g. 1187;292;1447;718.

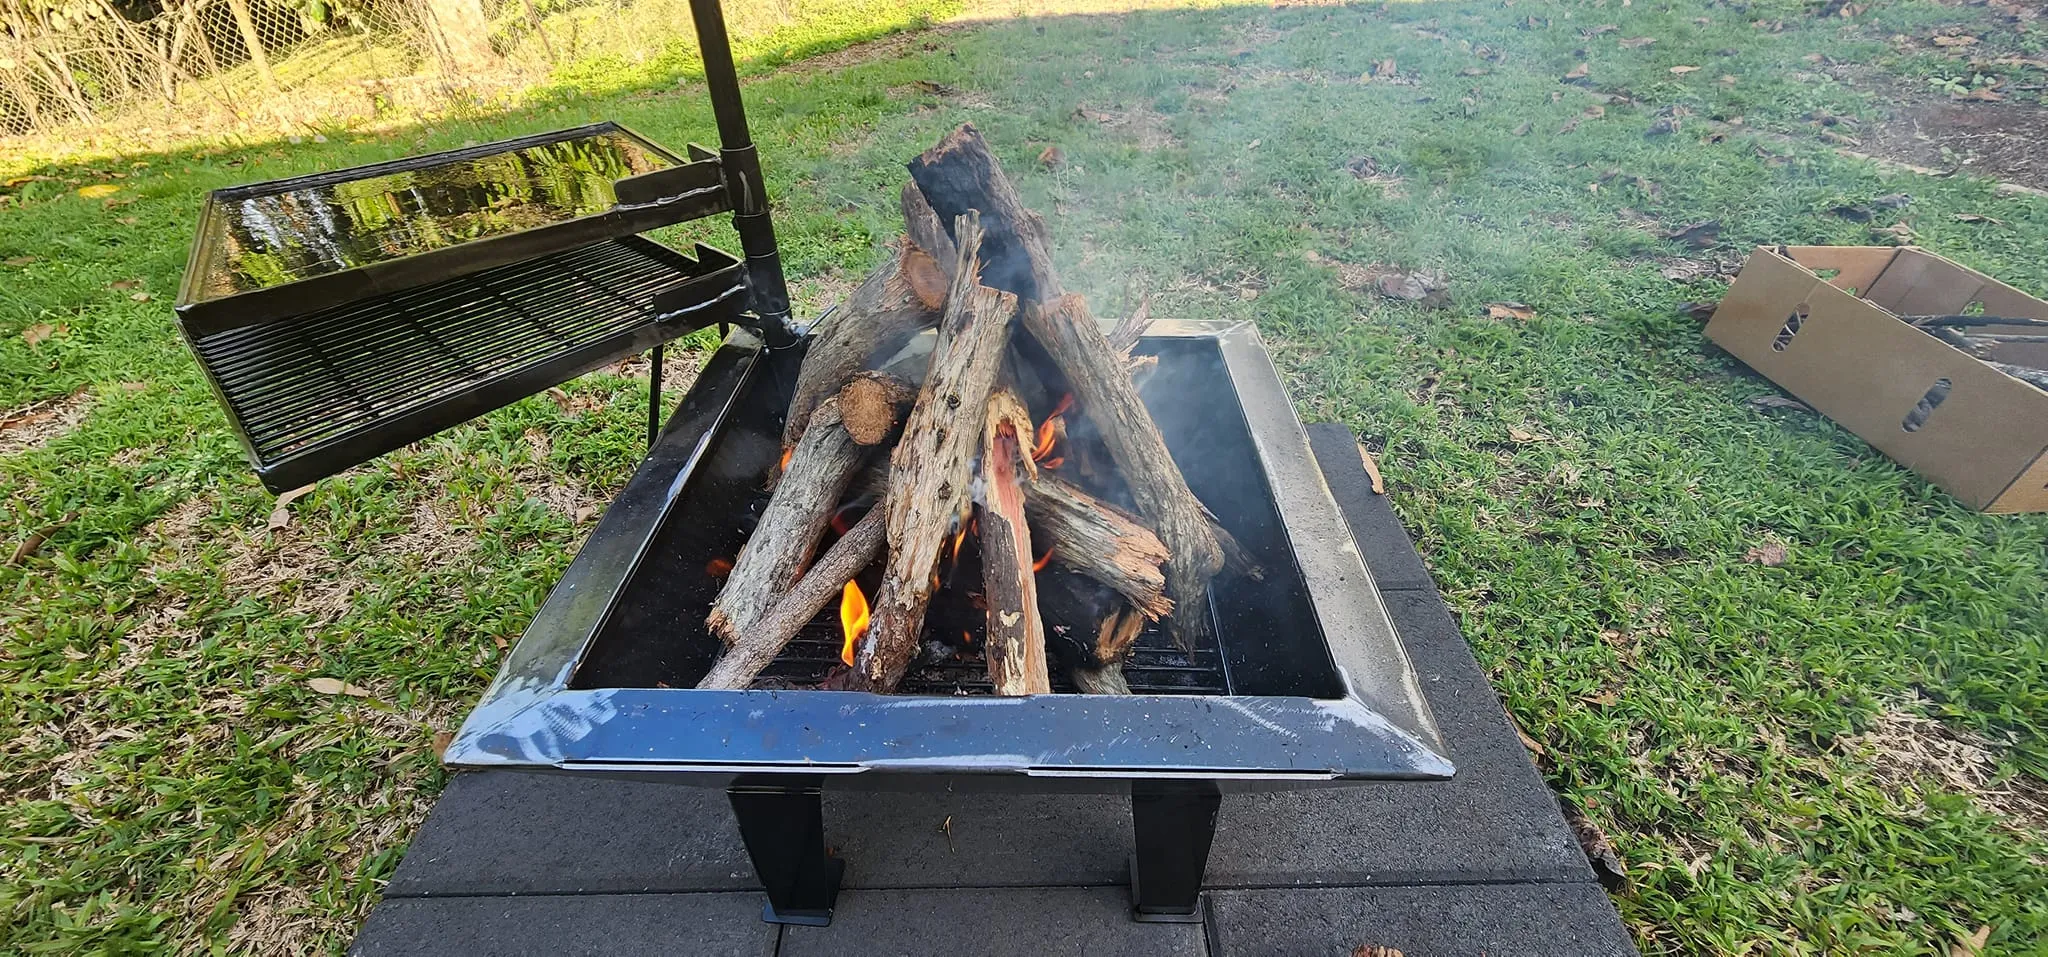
1902;377;1952;433
1772;304;1811;352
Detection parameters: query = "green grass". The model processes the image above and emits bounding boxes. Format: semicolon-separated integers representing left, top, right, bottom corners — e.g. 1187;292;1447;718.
5;0;2048;953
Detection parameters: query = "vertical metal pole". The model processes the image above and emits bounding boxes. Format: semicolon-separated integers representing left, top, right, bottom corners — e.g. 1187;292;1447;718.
1129;780;1220;922
729;776;844;925
688;0;796;347
647;342;665;448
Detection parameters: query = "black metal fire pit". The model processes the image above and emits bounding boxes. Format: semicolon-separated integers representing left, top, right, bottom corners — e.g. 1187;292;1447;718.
442;319;1453;924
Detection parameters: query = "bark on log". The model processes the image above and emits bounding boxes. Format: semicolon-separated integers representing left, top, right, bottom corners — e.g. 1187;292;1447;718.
854;212;1020;691
1027;474;1171;619
979;391;1051;695
908;124;1062;302
1023;295;1223;647
709;397;872;643
783;245;939;448
696;509;887;690
1071;663;1131;695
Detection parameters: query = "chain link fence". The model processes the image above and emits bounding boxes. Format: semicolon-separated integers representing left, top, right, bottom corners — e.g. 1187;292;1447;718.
0;0;808;141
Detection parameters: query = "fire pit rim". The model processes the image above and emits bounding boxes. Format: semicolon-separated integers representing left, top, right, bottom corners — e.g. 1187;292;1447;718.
445;320;1451;785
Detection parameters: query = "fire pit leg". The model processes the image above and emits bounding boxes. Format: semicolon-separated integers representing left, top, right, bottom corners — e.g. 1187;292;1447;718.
1128;780;1220;922
727;777;845;926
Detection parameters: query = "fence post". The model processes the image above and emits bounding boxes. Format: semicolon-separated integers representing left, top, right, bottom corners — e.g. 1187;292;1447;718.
222;0;277;90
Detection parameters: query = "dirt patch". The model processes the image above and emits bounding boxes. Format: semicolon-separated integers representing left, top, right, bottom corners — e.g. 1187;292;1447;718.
1852;77;2048;193
765;23;966;78
0;389;91;457
1074;104;1179;152
1838;699;2048;835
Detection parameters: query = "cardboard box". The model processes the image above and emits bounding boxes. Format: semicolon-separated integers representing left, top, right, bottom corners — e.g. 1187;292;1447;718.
1707;245;2048;513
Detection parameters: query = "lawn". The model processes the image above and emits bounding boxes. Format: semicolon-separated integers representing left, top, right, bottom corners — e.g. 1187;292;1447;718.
4;0;2047;952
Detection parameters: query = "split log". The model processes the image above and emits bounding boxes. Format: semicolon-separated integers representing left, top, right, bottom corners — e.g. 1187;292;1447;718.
1026;473;1171;620
1024;295;1223;647
908;124;1223;645
854;212;1021;691
837;371;917;446
709;396;878;643
697;509;887;690
1071;663;1131;695
1107;295;1152;356
782;244;941;449
1037;568;1130;694
1096;603;1146;664
979;390;1051;695
901;181;957;283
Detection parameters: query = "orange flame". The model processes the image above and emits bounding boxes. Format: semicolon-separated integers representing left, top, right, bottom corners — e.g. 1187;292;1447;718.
779;447;793;473
1032;393;1075;463
706;557;734;577
1032;546;1054;573
839;580;870;667
1039;457;1065;470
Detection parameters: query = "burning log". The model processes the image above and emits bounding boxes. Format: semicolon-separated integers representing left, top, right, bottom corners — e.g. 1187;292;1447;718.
902;182;957;284
1026;473;1171;620
782;243;944;450
909;124;1224;646
709;386;900;644
697;509;886;690
979;390;1051;695
854;211;1021;692
1023;295;1224;646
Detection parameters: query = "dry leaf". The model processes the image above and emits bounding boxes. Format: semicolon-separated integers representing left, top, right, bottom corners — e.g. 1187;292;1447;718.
1952;87;2004;102
1748;395;1813;413
1744;542;1789;566
110;279;143;290
1508;426;1545;444
1484;301;1535;320
1953;213;2004;224
129;292;152;302
308;676;373;698
1619;36;1656;48
1460;67;1490;76
1585;105;1607;119
432;731;456;759
7;510;77;566
1931;34;1978;47
1951;926;1991;957
4;256;38;267
1351;947;1405;957
117;216;140;226
1669;65;1701;75
22;323;57;347
1036;145;1064;169
1560;796;1627;889
1563;62;1591;82
1660;220;1721;249
1720;74;1738;85
1875;222;1916;242
1512;718;1547;756
268;484;314;531
1818;129;1863;147
76;184;120;199
1659;259;1716;282
1584;23;1620;36
1374;270;1446;303
1372;58;1398;78
1355;441;1386;494
1678;301;1719;322
574;504;599;524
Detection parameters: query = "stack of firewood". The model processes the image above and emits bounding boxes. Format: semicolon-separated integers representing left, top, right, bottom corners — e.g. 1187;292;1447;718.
696;124;1242;695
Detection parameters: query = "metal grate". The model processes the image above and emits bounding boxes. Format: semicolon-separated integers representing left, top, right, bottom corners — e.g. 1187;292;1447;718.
760;618;1232;695
187;237;739;491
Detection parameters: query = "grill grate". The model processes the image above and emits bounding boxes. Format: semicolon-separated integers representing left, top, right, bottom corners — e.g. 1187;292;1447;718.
759;618;1232;695
186;237;740;491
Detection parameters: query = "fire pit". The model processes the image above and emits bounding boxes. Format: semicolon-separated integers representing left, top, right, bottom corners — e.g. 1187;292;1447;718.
443;316;1452;923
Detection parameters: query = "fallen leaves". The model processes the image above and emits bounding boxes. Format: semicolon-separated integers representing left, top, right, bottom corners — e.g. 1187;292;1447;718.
4;255;39;267
1508;426;1548;445
1874;222;1917;243
432;730;456;759
76;184;120;200
1953;213;2004;225
22;323;60;347
1930;34;1979;48
1658;259;1717;282
268;485;314;531
1678;301;1719;322
1952;87;2004;102
1618;36;1656;48
1484;302;1535;321
308;676;374;698
1744;542;1790;566
1563;62;1592;83
1583;24;1620;37
1374;268;1449;306
1036;145;1064;169
1355;441;1386;494
1669;65;1701;75
1351;947;1405;957
1951;925;1992;957
1371;57;1398;79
